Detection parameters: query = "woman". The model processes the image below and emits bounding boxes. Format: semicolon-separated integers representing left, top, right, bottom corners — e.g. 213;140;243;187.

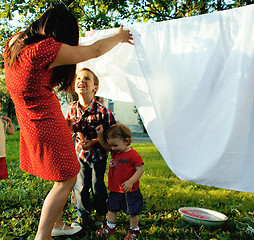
4;5;133;240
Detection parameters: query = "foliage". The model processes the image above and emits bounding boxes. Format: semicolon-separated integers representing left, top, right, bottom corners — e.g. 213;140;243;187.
0;67;16;124
133;105;146;133
1;132;254;239
1;0;254;116
1;0;254;53
0;68;7;98
0;0;130;54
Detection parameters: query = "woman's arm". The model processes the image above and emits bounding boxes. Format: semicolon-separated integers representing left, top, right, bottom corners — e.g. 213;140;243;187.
50;26;133;68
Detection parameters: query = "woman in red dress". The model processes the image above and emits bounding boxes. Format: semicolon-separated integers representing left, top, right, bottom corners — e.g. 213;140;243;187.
4;5;133;240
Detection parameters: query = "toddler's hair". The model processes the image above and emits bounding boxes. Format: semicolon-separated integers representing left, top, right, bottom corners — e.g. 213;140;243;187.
106;123;132;145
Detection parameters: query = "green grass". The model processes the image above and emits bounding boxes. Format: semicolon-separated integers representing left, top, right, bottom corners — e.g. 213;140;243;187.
1;131;254;239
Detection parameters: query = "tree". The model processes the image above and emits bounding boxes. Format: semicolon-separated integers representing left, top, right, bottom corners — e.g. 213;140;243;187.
127;0;254;21
0;0;132;116
0;67;16;122
0;0;253;118
0;0;131;55
1;0;253;55
1;1;253;51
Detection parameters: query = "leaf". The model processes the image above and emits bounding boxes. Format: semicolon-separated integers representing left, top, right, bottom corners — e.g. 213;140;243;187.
5;3;10;11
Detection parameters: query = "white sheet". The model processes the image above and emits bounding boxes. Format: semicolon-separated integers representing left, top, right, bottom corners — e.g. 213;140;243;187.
78;4;254;193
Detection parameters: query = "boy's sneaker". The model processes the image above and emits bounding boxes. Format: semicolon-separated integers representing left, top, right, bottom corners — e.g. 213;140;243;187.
124;229;140;240
94;215;106;228
71;217;84;227
96;225;116;238
71;217;96;229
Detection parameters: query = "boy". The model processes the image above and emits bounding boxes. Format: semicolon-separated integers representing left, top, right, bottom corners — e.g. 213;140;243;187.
66;68;116;228
96;123;144;240
0;97;15;180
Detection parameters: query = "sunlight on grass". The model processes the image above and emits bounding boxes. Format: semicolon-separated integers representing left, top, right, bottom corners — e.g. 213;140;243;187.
1;131;254;239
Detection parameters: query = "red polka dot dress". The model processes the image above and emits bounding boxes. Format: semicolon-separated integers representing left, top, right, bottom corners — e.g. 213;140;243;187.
4;37;80;181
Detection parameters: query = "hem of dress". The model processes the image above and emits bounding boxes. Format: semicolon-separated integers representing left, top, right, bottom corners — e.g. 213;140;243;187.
19;167;80;182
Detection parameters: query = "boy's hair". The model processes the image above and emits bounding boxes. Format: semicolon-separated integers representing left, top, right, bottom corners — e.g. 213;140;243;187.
106;123;132;145
78;67;99;86
72;67;99;96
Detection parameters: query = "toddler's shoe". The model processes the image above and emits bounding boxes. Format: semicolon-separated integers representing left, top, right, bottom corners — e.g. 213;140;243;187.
96;225;116;238
124;229;140;240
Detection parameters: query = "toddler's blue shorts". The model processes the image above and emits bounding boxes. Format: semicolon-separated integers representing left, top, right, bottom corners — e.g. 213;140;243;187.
107;188;143;216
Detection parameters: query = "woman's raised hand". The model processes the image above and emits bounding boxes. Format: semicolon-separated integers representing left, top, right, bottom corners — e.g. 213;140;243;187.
51;25;134;68
117;25;134;45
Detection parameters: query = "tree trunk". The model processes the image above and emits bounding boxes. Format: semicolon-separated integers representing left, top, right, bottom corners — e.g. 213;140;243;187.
217;0;222;10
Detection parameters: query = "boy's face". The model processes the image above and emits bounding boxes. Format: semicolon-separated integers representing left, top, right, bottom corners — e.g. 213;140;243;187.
75;70;98;96
107;137;129;154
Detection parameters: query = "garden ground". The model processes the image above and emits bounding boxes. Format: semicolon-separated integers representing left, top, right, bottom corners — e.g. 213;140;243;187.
1;131;254;239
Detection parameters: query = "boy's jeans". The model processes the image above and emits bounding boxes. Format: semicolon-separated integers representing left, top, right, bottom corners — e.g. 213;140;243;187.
73;157;108;219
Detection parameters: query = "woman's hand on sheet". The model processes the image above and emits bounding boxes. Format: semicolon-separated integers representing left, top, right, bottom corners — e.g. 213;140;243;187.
117;25;134;45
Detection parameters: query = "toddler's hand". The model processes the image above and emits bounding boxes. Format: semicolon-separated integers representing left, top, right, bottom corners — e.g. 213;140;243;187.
121;180;133;193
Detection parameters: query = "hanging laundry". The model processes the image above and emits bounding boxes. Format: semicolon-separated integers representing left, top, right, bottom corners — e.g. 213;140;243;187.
78;4;254;193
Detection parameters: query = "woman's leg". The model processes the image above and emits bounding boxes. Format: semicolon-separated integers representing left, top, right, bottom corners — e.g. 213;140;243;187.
35;175;77;240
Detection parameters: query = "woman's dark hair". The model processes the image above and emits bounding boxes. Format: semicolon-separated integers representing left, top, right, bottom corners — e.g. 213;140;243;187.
6;5;79;91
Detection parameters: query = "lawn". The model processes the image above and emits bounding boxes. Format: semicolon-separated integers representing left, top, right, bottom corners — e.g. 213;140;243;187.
1;131;254;239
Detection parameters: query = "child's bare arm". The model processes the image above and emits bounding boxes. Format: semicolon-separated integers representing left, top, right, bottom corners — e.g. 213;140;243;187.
2;116;15;135
82;139;98;150
95;124;110;150
121;164;144;193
